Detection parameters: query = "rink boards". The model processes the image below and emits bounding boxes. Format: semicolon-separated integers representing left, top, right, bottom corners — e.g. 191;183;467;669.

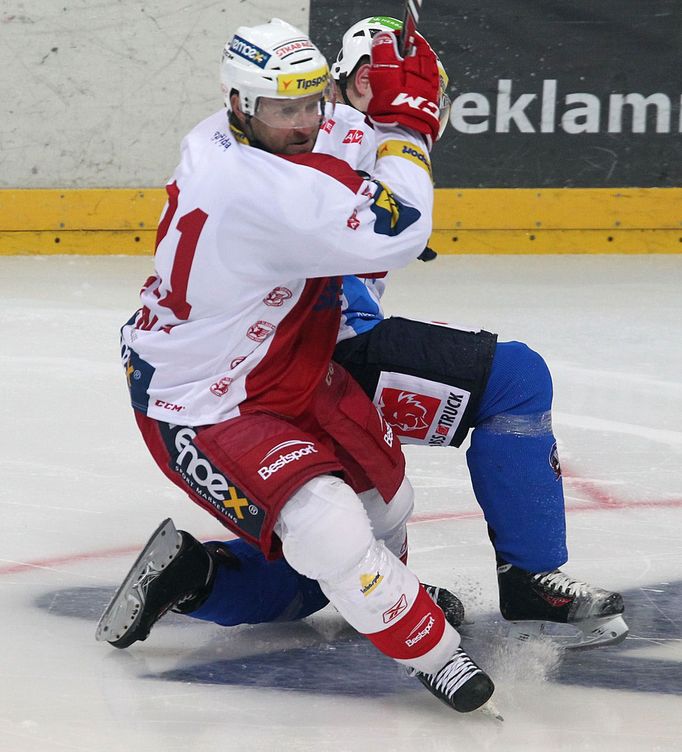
2;187;681;255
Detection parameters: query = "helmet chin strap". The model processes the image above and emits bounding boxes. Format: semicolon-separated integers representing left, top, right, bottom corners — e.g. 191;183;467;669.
228;110;270;152
335;76;354;107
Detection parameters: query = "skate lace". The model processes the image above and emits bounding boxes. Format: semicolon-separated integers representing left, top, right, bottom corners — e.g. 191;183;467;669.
533;570;592;598
430;649;480;698
424;585;440;601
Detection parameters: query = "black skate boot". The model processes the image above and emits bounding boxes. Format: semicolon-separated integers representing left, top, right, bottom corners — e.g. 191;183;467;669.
423;584;465;628
497;561;628;649
413;648;495;713
95;519;237;649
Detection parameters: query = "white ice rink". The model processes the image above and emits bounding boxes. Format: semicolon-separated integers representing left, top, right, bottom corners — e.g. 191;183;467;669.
1;253;681;751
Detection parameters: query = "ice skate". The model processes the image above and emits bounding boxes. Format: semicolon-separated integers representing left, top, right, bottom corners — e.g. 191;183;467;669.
497;562;629;649
96;518;224;648
412;647;495;713
423;583;465;628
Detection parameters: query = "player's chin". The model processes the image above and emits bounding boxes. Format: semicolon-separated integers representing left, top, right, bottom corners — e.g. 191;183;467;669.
282;138;316;155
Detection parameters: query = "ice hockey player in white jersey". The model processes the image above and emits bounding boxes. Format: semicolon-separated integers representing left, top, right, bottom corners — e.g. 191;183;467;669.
111;16;624;653
98;18;496;714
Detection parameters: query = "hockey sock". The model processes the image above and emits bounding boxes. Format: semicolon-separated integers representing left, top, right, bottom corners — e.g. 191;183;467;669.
365;583;460;673
467;341;568;572
189;538;329;626
467;424;567;571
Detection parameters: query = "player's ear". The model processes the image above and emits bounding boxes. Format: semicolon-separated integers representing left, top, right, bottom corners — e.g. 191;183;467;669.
354;63;372;98
230;93;246;125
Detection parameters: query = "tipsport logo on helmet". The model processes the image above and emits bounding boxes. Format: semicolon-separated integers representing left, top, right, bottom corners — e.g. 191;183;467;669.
229;35;271;69
277;65;329;95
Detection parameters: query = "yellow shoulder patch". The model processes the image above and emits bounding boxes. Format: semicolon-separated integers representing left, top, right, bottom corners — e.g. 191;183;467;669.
376;139;432;178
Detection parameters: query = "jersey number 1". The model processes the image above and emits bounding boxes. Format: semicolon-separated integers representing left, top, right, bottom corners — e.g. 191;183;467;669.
155;181;208;320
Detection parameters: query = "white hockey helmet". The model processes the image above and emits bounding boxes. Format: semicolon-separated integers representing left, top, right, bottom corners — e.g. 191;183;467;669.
220;18;334;122
331;16;452;139
330;16;403;81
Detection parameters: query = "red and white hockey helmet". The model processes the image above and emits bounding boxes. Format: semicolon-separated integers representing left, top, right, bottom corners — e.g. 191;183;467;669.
331;16;403;81
220;18;335;122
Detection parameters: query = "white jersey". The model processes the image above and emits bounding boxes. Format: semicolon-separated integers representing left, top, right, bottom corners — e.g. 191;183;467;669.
121;109;433;426
315;103;377;176
314;104;432;342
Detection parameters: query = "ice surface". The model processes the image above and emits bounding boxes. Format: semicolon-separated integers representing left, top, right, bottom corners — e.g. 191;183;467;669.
1;254;680;751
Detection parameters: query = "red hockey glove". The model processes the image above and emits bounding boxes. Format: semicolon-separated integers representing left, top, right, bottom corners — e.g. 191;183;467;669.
367;30;440;146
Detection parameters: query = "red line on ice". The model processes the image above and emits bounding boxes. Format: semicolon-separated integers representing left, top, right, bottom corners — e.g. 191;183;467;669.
1;483;681;576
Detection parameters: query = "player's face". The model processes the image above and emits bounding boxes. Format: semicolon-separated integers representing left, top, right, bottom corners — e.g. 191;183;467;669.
250;94;323;155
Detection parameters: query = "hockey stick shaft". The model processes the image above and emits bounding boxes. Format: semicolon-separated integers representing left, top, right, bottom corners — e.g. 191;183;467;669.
399;0;422;56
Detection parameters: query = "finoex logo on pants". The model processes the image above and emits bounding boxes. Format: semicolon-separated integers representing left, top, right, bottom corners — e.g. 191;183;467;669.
158;424;264;539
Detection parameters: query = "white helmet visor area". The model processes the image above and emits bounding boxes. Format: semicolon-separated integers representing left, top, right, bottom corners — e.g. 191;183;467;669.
253;79;336;129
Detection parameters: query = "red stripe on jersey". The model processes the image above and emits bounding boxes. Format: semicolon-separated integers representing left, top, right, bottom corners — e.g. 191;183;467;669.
155;181;179;253
282;153;365;193
242;277;342;418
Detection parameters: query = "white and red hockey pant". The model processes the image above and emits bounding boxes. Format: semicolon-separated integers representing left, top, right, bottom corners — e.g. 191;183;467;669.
274;474;460;672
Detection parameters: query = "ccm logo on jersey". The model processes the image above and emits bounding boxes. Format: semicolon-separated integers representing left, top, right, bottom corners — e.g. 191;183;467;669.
257;440;319;480
342;129;364;144
154;399;185;412
392;93;440;121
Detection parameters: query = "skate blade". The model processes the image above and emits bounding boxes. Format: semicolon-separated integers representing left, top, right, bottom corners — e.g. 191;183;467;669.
506;614;629;650
95;518;182;644
479;699;504;722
